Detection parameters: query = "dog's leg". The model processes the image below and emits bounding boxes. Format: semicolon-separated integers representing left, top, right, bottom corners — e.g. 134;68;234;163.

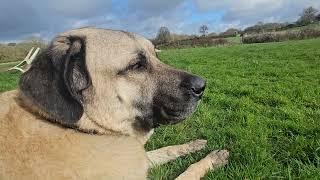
175;150;229;180
147;139;207;168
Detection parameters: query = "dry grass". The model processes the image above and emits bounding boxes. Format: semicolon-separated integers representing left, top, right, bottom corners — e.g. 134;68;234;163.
0;42;46;63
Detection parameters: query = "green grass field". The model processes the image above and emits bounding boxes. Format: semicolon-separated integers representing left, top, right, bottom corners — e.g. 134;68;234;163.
1;39;319;179
0;70;20;92
225;35;241;44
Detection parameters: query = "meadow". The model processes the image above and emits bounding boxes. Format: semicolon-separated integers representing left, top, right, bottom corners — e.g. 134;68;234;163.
0;41;46;63
0;38;319;179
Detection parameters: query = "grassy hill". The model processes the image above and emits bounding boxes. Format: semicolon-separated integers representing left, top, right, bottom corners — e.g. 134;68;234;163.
0;41;46;63
1;38;320;179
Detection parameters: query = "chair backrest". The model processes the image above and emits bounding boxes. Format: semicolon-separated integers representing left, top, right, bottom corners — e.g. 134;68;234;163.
7;47;40;72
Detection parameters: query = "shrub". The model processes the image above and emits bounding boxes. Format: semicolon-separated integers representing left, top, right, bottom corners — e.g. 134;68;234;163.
242;28;320;44
157;37;230;49
300;27;320;39
212;38;228;45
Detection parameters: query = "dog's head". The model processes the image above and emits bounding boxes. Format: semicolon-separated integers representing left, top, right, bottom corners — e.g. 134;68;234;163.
19;27;205;136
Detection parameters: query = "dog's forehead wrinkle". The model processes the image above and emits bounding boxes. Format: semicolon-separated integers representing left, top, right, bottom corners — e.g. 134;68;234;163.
59;27;154;58
136;49;147;55
59;27;152;47
111;51;137;61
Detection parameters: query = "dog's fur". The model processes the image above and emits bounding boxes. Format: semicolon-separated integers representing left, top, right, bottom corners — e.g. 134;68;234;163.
0;27;222;179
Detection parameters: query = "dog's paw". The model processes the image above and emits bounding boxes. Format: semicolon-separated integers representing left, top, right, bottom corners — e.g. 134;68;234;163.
207;149;229;166
187;139;207;151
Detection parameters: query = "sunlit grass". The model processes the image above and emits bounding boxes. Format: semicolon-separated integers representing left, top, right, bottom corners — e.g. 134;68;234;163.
147;38;320;179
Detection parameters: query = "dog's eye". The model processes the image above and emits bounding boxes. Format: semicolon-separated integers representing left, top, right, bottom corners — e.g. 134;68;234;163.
117;52;147;75
130;61;144;70
129;53;147;71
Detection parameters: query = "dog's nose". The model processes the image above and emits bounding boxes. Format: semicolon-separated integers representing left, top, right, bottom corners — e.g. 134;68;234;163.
190;76;206;98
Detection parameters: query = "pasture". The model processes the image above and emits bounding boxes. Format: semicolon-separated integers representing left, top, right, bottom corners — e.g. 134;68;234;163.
0;38;319;179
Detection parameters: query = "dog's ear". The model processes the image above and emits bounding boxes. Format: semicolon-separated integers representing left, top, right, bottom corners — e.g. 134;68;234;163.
19;36;91;126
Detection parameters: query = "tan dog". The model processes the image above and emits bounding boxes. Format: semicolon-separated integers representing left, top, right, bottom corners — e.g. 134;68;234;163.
0;27;229;179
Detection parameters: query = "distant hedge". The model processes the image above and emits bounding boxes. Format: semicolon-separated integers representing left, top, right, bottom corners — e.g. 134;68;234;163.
157;37;229;49
242;28;320;44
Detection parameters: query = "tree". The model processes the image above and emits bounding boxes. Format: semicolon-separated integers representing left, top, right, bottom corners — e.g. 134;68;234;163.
199;25;209;36
297;6;318;25
220;28;239;37
316;13;320;21
155;26;171;44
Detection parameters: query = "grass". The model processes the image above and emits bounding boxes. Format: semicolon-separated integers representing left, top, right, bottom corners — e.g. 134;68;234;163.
1;38;320;179
0;42;46;63
146;38;320;179
0;70;20;92
225;35;241;44
0;62;20;72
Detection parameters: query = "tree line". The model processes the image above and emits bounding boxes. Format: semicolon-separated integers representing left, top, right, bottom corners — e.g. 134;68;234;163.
154;6;320;44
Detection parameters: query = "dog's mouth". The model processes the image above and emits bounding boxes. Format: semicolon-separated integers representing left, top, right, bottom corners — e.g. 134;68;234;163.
152;102;198;126
149;71;206;127
159;107;184;123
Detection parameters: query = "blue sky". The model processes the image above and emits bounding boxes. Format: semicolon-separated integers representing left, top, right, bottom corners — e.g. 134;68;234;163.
0;0;319;42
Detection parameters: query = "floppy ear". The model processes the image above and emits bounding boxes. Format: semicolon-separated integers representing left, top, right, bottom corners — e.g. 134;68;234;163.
19;36;91;126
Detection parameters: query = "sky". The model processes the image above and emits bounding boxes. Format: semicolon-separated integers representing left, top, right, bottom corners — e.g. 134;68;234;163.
0;0;320;42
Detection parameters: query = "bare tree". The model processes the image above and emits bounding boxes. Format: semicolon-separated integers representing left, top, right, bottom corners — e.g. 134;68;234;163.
199;25;209;36
155;26;171;44
297;6;318;25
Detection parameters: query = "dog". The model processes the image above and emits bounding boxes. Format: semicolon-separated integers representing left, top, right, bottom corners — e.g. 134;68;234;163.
0;27;228;179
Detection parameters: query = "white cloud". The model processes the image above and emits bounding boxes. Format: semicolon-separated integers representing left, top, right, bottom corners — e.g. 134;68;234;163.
196;0;320;24
38;0;112;18
1;0;320;41
128;0;185;16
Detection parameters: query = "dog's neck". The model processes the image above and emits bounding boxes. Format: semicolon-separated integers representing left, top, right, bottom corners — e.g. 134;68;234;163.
18;91;153;144
77;116;154;144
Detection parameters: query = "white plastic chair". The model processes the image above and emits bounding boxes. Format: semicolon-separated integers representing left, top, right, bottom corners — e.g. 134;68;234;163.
8;47;40;72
